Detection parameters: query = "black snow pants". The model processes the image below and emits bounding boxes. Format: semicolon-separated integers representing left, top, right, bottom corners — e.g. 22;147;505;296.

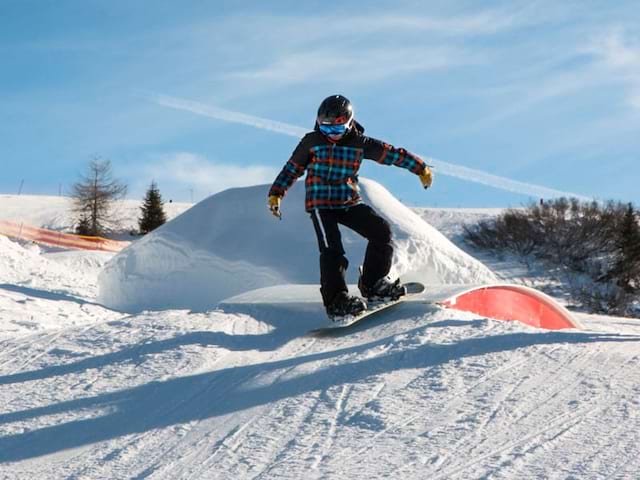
309;204;393;307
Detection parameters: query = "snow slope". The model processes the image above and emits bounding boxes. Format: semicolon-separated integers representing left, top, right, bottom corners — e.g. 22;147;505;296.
0;194;192;234
98;179;496;312
1;194;639;479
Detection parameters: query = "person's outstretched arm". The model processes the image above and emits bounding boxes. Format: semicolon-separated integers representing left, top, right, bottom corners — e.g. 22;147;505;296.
267;135;312;218
362;136;433;188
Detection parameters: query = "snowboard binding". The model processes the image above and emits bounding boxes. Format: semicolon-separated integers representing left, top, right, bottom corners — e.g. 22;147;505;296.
326;291;367;321
358;275;407;303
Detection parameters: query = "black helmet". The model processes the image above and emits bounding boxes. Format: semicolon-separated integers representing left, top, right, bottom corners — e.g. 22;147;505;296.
317;95;353;124
317;95;354;140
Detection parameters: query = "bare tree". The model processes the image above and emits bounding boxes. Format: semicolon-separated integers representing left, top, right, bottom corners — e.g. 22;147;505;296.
71;157;127;236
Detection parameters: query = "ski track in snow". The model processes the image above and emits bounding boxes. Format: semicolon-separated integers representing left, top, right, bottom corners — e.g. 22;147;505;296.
2;205;640;479
1;293;638;479
3;295;639;479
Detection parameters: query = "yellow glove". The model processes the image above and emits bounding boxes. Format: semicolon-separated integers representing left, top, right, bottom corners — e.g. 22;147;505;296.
419;167;433;189
268;195;282;219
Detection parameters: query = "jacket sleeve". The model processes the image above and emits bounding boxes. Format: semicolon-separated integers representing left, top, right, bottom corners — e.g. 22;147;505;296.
268;135;312;197
361;136;426;175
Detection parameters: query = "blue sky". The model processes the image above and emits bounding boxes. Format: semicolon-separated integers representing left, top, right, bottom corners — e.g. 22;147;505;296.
1;1;639;207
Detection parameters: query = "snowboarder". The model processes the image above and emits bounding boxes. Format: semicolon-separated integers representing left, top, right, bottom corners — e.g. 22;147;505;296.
267;94;433;319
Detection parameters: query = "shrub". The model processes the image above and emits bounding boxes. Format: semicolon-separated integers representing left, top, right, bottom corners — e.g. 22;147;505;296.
463;198;639;316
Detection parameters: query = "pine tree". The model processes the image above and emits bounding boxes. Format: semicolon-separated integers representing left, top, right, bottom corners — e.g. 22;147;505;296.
76;214;92;236
609;203;640;293
138;181;167;234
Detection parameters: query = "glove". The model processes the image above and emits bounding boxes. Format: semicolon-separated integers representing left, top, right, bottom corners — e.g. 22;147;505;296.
268;195;282;219
419;167;433;189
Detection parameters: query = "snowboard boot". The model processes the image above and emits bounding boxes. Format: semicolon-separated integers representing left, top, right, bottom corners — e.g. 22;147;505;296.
358;275;407;303
326;291;367;320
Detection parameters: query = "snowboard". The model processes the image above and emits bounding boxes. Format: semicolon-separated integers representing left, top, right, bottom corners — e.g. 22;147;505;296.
310;282;425;334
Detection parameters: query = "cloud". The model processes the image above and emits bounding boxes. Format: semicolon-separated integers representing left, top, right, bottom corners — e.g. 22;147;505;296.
350;11;521;36
140;152;278;199
221;8;527;45
590;31;640;68
227;47;481;86
462;68;598;130
203;8;531;90
451;28;640;135
146;93;590;200
271;9;526;40
586;30;640;109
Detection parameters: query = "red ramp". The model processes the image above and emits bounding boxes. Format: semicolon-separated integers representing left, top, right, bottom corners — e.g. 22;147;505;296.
437;284;581;330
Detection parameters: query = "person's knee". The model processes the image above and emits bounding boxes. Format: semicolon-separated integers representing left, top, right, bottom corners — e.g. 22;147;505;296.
320;249;349;271
372;218;392;244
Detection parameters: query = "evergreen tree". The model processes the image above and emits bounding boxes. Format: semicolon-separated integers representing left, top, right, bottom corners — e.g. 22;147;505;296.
138;181;167;234
609;203;640;293
76;214;92;236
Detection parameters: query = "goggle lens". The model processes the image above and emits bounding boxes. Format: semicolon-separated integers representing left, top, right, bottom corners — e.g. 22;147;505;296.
319;123;349;136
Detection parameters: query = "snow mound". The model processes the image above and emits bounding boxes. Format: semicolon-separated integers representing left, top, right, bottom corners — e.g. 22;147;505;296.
98;179;496;312
0;234;113;299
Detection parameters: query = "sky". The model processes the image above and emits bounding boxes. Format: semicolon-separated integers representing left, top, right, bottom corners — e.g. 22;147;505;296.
1;0;639;207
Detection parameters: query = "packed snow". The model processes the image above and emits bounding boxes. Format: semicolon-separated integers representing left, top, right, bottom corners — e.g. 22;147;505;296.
98;179;496;312
1;188;639;479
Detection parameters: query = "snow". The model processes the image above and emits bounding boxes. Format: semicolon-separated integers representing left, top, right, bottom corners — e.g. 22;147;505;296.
98;179;496;313
414;207;505;242
0;194;192;235
1;190;640;479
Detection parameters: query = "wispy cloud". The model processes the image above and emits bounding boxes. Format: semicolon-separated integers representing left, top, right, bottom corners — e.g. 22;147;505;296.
140;152;277;198
201;7;532;91
586;30;640;109
448;28;640;137
590;31;640;68
221;8;528;45
463;68;599;130
228;47;481;85
146;93;590;200
347;10;522;35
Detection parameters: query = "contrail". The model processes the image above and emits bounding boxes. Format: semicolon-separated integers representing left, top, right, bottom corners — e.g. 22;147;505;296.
147;92;590;201
149;93;308;138
428;158;591;200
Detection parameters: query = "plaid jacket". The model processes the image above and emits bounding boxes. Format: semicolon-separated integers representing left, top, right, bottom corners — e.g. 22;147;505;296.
268;122;427;211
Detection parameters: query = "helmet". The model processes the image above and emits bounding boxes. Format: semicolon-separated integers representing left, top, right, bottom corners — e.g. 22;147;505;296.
317;95;353;141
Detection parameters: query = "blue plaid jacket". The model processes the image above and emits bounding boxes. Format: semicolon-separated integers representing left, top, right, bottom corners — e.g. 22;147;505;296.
269;122;427;211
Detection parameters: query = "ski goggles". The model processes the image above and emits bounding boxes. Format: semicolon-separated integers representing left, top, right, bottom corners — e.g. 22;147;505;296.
319;122;351;137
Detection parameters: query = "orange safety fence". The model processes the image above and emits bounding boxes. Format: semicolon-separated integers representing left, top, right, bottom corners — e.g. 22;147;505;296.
0;220;130;253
